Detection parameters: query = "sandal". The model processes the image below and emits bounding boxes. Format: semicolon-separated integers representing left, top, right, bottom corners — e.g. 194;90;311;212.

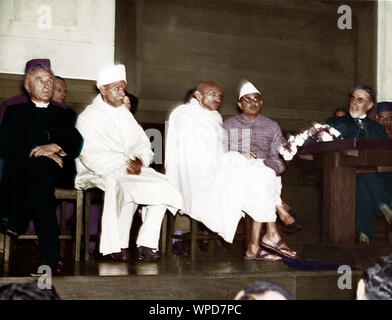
285;221;302;233
244;247;282;261
259;239;297;259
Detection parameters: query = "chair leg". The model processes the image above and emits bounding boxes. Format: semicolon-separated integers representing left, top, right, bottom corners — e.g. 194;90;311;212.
244;215;252;248
60;200;68;259
190;219;198;261
2;234;10;276
0;233;4;254
165;213;175;255
160;211;168;254
3;234;12;268
84;190;91;262
61;200;68;235
75;190;83;263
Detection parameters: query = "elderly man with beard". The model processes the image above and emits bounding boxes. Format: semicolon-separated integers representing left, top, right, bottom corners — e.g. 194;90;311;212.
0;60;83;275
325;85;392;244
75;64;183;262
165;81;297;261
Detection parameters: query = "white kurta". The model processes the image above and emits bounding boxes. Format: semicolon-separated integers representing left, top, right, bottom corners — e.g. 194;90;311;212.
75;95;183;255
165;99;280;243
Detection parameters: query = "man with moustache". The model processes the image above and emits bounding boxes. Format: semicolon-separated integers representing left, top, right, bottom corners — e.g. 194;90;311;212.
75;64;183;262
223;81;301;233
375;102;392;217
325;85;392;243
165;81;296;261
376;101;392;139
0;60;83;274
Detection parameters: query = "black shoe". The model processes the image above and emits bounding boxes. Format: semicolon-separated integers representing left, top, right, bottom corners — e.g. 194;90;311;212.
214;238;225;253
198;240;209;252
30;260;64;277
172;241;189;256
0;218;18;238
135;246;161;262
53;261;65;276
379;203;392;224
110;248;130;261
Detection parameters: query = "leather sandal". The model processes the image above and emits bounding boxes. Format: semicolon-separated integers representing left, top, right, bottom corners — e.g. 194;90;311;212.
259;239;297;259
244;247;282;261
284;221;302;233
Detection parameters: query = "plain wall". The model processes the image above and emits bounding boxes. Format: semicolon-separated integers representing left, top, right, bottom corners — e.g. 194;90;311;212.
115;0;377;132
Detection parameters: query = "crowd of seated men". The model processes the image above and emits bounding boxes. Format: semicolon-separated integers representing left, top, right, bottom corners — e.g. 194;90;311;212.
1;58;392;277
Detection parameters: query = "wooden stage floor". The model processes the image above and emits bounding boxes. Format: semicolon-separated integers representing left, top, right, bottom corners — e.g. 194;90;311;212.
1;227;391;300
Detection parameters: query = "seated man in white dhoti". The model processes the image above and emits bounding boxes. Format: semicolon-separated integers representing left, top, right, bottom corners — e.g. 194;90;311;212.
165;81;296;261
75;65;183;262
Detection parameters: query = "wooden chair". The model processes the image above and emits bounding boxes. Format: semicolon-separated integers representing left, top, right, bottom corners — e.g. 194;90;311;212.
83;187;169;262
164;214;253;261
1;188;83;275
83;188;103;262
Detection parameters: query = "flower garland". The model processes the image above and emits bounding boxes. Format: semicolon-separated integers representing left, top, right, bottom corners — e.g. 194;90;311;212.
279;123;342;161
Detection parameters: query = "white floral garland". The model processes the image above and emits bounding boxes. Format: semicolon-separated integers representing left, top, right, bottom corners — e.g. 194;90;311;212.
279;123;342;161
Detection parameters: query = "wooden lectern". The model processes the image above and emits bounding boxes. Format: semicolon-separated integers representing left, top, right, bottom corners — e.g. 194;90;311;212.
298;139;392;244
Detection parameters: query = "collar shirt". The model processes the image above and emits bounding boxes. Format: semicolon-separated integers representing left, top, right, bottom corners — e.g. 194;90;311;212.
32;100;49;108
223;113;286;175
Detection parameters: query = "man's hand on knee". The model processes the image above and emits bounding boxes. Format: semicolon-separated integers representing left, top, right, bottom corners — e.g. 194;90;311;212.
126;157;143;175
29;143;63;158
46;153;63;168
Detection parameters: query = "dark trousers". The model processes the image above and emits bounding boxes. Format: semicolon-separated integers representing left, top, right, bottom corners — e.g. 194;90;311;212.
5;157;61;267
355;173;387;237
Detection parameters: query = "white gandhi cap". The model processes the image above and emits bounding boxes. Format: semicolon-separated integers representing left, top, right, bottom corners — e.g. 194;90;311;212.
239;81;261;100
97;64;127;89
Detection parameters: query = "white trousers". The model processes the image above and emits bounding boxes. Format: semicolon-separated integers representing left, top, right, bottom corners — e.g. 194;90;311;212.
99;171;183;256
101;201;166;254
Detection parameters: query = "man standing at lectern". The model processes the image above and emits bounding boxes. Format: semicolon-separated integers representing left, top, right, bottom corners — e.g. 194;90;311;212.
325;85;392;243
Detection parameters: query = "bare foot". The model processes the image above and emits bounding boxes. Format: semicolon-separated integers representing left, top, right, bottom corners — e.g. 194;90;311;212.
277;206;295;226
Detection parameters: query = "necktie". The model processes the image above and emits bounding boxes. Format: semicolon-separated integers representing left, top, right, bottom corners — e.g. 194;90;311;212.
355;118;368;137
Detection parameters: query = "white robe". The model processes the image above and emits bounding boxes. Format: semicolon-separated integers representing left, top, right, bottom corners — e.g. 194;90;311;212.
165;99;280;243
75;95;183;255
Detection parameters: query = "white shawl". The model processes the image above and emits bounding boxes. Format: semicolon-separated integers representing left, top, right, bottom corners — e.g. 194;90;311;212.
75;95;183;254
165;99;279;243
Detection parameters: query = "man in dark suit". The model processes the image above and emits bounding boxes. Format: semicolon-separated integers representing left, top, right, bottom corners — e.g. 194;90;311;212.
376;101;392;139
0;59;83;274
376;101;392;211
325;85;392;244
0;60;74;187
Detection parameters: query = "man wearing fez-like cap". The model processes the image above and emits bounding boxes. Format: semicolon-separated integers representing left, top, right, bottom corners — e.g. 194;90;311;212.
376;101;392;139
0;60;76;196
224;81;301;234
0;59;71;121
325;85;392;244
0;59;83;275
376;102;392;213
75;64;183;262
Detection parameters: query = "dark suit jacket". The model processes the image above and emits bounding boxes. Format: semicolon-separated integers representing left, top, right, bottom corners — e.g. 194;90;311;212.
325;115;388;139
0;101;83;219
